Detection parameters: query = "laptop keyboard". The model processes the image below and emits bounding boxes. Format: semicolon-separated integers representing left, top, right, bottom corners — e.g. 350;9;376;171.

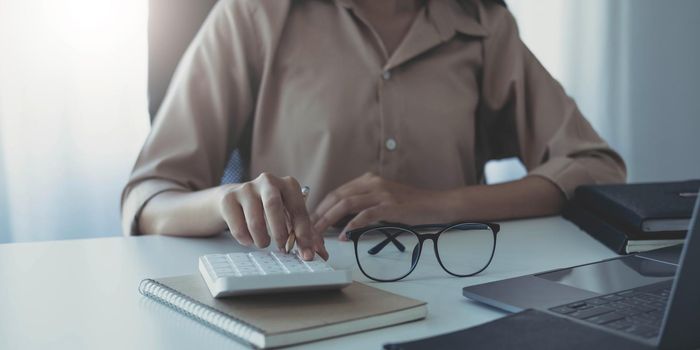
550;281;672;339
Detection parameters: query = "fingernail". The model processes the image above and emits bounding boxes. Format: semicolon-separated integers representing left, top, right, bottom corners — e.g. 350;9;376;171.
338;233;347;241
304;249;313;260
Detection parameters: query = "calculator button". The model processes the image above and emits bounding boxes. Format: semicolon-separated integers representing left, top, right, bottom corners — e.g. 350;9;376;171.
238;267;261;276
210;262;232;269
227;253;251;263
261;265;286;275
303;260;333;272
214;270;237;277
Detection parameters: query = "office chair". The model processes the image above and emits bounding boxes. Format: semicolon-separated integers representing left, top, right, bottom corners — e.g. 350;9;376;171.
148;0;246;184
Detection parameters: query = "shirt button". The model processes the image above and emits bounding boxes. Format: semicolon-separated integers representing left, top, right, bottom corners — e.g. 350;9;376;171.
382;70;391;80
385;138;397;151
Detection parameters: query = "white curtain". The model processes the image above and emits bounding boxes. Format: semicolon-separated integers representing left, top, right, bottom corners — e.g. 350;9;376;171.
0;0;149;242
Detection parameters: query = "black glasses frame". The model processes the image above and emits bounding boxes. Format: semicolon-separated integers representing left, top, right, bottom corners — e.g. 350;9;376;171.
345;222;500;282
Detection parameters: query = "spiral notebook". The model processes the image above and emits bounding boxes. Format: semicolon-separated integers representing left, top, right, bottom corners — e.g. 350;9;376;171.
139;274;427;349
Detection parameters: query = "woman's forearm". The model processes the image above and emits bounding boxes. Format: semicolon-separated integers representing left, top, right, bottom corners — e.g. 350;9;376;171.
140;174;564;237
139;186;230;237
314;173;568;238
445;176;567;222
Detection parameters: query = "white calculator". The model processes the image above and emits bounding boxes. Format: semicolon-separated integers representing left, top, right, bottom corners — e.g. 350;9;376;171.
198;251;352;297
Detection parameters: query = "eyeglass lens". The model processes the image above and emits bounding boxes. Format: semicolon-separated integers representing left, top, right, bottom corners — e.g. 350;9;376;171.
435;224;495;276
355;227;419;281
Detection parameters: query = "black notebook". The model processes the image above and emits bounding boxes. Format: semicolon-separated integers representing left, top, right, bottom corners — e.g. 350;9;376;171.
564;180;697;254
575;180;699;233
383;309;652;350
563;202;684;254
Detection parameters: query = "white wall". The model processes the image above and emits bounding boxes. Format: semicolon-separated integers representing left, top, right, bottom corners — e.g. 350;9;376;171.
492;0;700;184
617;0;700;182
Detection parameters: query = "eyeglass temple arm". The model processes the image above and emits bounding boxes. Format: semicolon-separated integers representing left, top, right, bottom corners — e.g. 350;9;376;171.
367;229;406;255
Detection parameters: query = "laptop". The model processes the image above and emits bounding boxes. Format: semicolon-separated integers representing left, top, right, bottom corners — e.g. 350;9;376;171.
463;197;700;349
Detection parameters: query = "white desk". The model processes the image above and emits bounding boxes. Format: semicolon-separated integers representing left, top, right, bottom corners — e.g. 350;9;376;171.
0;217;617;349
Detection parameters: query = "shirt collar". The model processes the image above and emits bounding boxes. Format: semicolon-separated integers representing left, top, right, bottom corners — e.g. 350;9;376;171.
428;0;488;40
335;0;488;40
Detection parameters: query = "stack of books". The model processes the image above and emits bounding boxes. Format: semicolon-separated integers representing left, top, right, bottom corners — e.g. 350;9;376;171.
563;180;699;254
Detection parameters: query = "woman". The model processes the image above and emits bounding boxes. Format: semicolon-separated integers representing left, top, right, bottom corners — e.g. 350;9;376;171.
122;0;626;261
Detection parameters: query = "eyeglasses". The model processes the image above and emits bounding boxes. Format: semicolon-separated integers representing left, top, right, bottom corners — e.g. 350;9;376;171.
345;222;500;282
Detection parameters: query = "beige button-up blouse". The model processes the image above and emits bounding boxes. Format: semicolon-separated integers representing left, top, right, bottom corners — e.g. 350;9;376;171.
121;0;626;235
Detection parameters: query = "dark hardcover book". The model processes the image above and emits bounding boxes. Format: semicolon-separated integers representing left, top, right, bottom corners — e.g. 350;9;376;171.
575;180;699;233
563;201;685;254
383;309;651;350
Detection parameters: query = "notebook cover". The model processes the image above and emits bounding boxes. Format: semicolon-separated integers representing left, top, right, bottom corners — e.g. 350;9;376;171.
563;202;628;254
154;274;426;337
575;180;699;231
563;201;686;254
383;309;653;350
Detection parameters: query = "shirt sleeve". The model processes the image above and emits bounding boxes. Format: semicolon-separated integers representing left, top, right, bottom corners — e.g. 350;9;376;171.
477;3;626;198
120;0;262;235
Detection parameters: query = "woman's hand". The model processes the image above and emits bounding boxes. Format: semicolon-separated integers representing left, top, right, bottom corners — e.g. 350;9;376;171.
312;173;457;240
218;173;328;260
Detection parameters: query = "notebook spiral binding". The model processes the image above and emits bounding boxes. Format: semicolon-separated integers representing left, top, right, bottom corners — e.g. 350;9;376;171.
138;279;264;348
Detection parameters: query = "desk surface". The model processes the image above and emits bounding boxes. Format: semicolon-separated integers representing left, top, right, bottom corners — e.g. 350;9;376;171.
0;216;617;350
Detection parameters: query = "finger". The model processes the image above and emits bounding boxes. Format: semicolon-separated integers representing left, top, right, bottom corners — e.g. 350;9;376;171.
240;194;271;249
340;206;385;240
313;192;382;237
260;187;288;251
312;236;329;260
220;197;253;246
314;172;376;225
279;177;316;260
309;212;320;226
